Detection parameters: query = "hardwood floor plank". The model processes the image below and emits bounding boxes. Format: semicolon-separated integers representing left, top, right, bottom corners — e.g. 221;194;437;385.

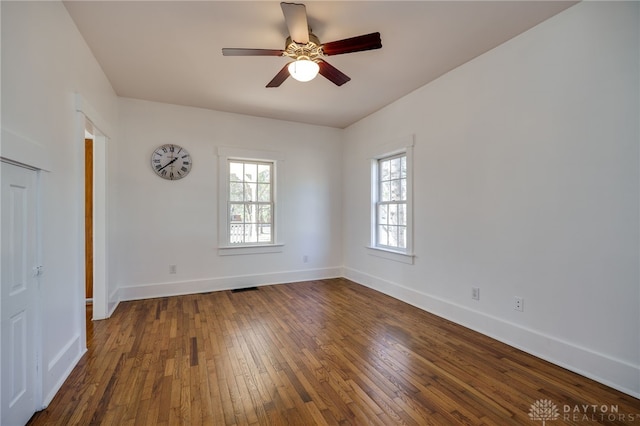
28;278;640;425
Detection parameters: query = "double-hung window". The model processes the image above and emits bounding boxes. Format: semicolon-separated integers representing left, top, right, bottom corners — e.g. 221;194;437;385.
228;160;273;244
370;135;414;264
218;147;283;255
376;154;407;250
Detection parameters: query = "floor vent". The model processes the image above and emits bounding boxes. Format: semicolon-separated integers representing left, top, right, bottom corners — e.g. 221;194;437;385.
231;287;259;293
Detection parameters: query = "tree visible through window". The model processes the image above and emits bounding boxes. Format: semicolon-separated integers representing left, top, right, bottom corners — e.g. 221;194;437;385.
376;154;407;250
228;160;273;244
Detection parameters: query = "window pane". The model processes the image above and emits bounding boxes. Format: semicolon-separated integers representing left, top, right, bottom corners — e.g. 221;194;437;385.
380;159;390;181
378;225;388;246
244;204;255;223
257;183;271;202
230;204;244;222
245;183;257;201
398;203;406;226
230;223;244;243
390;157;401;179
390;179;401;201
230;182;244;201
258;164;270;183
244;224;258;243
388;204;398;225
258;225;272;242
258;205;271;224
401;179;407;201
229;162;244;182
388;225;398;247
244;163;258;182
400;156;407;178
380;181;391;202
378;204;388;225
398;226;407;248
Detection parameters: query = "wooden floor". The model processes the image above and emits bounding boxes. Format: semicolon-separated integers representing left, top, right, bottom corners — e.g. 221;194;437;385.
29;278;639;425
86;302;94;342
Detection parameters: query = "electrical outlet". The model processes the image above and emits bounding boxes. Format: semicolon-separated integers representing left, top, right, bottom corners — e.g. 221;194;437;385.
514;296;524;312
471;287;480;301
169;265;177;274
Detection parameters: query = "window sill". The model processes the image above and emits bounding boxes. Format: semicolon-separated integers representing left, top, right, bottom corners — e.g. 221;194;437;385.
366;246;415;264
218;244;284;256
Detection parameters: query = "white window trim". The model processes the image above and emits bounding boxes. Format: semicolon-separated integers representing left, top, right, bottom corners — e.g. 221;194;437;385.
366;246;415;264
217;147;285;256
368;135;415;264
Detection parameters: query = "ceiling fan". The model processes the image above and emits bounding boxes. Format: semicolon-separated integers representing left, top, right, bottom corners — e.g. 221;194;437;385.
222;2;382;87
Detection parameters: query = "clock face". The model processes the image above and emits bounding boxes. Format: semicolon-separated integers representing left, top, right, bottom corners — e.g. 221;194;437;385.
151;144;192;180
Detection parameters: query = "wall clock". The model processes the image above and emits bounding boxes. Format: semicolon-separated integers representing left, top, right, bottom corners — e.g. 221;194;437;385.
151;144;192;180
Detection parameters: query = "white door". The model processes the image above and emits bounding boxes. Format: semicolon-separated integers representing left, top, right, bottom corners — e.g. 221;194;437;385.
1;161;39;426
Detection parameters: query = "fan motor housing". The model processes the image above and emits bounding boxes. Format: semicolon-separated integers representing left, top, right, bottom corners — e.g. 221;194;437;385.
285;33;323;61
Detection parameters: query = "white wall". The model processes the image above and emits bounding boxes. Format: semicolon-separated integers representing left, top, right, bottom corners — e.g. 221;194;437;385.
2;0;638;414
115;98;343;299
343;1;639;397
1;0;119;406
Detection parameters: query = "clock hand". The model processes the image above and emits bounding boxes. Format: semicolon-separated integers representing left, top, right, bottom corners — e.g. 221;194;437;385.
157;157;178;172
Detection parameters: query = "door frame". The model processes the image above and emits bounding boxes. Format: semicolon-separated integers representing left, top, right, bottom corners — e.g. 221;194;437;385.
81;120;108;323
75;94;113;344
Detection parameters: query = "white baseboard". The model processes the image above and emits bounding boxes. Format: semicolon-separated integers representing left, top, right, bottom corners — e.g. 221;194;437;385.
42;334;85;408
117;267;343;302
344;267;640;399
107;287;120;319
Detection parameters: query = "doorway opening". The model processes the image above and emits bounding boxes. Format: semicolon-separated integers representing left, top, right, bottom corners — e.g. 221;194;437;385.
78;100;110;351
85;135;94;342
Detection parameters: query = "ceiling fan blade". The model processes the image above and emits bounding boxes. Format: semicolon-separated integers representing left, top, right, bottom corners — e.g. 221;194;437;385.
318;60;351;86
222;48;285;56
266;63;292;88
281;2;309;44
322;32;382;56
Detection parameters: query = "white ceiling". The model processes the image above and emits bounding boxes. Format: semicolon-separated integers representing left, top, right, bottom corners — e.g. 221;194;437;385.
64;1;577;129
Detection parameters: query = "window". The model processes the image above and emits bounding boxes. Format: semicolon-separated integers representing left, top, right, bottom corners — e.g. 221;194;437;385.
217;147;283;255
228;160;273;244
376;154;407;250
369;135;414;264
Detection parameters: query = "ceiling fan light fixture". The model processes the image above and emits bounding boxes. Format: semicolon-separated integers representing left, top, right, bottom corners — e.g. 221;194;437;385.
288;58;319;82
